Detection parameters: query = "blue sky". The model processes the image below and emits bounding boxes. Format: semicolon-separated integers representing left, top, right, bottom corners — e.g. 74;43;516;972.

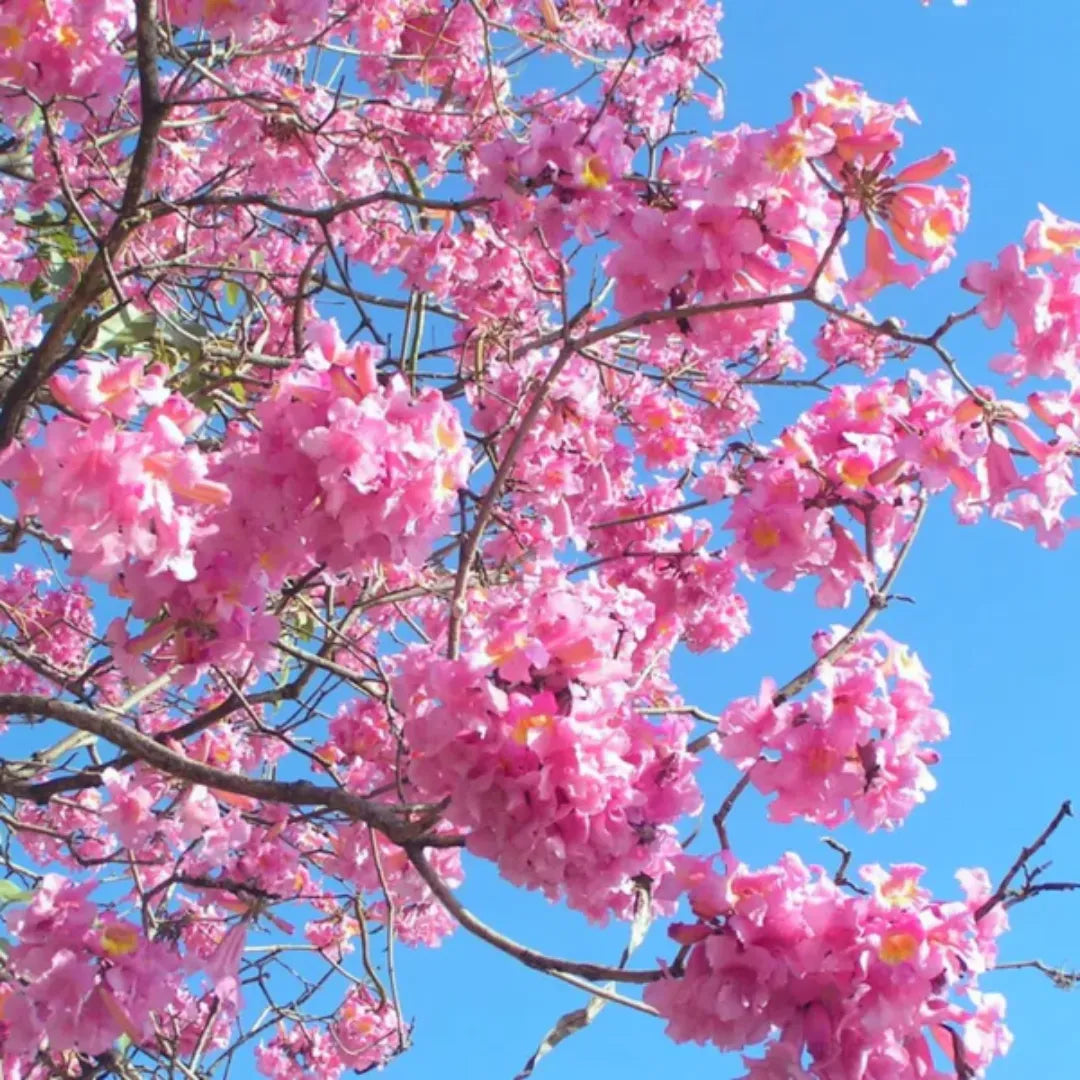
379;3;1080;1079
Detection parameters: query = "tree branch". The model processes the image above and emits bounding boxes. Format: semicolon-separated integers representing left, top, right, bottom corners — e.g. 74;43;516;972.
404;846;663;985
0;0;167;447
976;800;1074;920
0;694;454;849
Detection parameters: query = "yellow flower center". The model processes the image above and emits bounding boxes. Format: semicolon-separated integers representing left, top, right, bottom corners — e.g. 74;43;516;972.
750;519;781;550
879;931;919;965
839;458;873;488
510;710;554;746
1045;227;1080;256
807;746;836;775
879;878;919;908
581;154;611;190
435;420;460;451
922;211;953;249
101;923;140;957
486;630;528;669
767;138;805;174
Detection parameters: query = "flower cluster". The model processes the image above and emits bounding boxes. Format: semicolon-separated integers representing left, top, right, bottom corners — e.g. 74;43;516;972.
0;567;94;699
395;573;702;919
589;483;751;654
6;327;471;678
255;987;402;1079
316;698;464;947
719;631;948;829
2;876;184;1058
645;852;1010;1079
0;0;1063;1074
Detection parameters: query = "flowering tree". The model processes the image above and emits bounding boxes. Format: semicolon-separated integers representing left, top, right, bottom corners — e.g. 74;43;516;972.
0;0;1073;1076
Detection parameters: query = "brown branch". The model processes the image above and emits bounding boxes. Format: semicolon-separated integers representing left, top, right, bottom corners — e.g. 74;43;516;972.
0;694;450;848
686;497;927;755
639;703;721;725
446;343;575;658
179;189;488;225
770;496;927;707
996;958;1080;990
0;0;166;447
942;1023;975;1080
514;881;656;1079
589;499;708;530
976;800;1075;920
404;846;663;985
712;769;753;852
2;687;273;799
821;837;869;894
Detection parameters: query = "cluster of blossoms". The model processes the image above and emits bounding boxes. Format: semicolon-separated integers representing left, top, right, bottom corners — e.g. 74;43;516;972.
719;631;948;830
2;325;471;678
0;874;403;1077
718;357;1075;610
2;875;184;1058
395;572;702;920
0;706;430;1073
815;309;910;376
466;349;632;557
2;365;229;584
315;697;464;947
0;566;93;699
256;988;402;1079
0;0;130;123
588;480;751;655
645;852;1009;1079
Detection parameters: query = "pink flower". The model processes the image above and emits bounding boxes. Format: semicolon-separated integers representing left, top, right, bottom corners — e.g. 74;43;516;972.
849;225;924;300
719;633;947;830
962;244;1050;330
646;851;1008;1074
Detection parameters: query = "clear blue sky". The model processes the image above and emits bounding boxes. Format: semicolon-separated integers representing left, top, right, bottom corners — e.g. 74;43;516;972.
380;3;1080;1078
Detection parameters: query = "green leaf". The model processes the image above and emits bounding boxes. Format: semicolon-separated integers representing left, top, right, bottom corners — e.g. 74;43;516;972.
224;279;241;308
0;879;32;904
17;105;43;135
14;208;59;229
46;261;76;290
157;318;209;355
94;309;158;352
52;229;80;259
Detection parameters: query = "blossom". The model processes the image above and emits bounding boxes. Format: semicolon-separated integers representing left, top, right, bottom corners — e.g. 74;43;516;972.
394;574;702;920
645;852;1009;1077
962;244;1050;331
718;632;948;830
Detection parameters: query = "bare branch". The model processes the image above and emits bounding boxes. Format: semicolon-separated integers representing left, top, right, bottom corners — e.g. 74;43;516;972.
976;800;1074;920
404;846;663;985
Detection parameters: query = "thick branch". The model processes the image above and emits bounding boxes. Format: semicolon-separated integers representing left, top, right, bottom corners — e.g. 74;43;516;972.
178;190;488;224
0;694;452;848
0;0;166;447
